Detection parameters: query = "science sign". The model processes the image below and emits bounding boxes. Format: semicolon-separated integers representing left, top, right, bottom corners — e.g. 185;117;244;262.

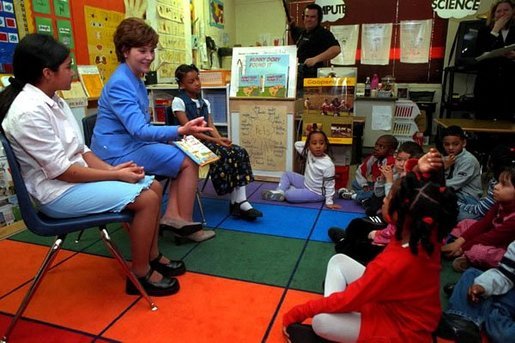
316;0;346;22
432;0;480;18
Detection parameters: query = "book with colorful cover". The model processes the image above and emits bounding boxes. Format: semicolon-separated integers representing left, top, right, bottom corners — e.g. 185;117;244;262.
237;75;260;96
264;74;287;97
174;135;220;167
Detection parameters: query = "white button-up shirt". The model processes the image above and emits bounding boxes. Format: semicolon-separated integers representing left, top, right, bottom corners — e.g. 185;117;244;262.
2;83;90;205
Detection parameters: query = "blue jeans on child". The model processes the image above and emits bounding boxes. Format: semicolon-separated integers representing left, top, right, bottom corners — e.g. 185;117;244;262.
446;268;515;342
351;179;374;202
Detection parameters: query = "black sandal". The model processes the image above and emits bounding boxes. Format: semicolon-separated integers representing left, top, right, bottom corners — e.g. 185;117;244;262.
126;268;180;297
150;253;186;277
230;200;263;221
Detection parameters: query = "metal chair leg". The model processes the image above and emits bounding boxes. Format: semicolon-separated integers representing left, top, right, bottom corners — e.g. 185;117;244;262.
200;170;210;192
196;189;207;225
98;227;157;311
2;237;64;343
75;229;85;243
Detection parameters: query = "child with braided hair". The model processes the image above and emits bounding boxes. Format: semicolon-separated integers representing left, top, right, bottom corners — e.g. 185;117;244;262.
283;149;458;343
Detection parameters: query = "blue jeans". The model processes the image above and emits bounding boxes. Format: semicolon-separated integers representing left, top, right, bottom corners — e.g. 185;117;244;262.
484;288;515;343
351;179;373;202
447;268;515;343
447;268;492;326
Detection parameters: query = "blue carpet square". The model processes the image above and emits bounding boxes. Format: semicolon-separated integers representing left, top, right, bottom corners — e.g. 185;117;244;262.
310;210;364;242
219;203;318;239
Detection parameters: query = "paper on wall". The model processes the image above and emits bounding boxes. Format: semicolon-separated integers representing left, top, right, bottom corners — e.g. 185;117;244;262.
361;23;392;65
400;19;432;63
371;106;392;130
330;24;359;65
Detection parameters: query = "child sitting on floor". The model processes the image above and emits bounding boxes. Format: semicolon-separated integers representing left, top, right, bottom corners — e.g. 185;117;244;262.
328;141;424;265
440;125;483;205
283;149;458;343
442;167;515;272
437;240;515;343
458;144;515;221
262;130;340;209
364;141;424;216
338;135;398;207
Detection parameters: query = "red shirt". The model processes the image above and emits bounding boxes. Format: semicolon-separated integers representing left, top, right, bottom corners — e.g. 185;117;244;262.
461;202;515;251
284;240;442;342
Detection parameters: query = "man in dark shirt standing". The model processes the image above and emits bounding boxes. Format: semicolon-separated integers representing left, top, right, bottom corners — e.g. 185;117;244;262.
289;3;341;94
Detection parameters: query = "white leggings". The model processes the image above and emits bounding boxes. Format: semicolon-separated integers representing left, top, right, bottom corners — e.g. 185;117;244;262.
312;254;365;343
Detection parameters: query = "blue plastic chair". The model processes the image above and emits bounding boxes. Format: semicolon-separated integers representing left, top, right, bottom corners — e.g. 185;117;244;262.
0;132;158;343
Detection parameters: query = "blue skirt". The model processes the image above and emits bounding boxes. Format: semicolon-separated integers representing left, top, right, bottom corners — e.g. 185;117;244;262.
40;175;155;218
108;143;186;178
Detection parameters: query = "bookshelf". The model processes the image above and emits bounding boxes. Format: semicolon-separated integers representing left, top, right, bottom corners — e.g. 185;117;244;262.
146;84;230;137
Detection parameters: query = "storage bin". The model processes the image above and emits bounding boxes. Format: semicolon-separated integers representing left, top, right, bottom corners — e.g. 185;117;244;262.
334;165;350;189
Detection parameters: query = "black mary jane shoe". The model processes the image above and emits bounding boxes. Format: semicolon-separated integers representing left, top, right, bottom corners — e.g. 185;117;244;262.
150;253;186;277
126;268;180;297
230;200;263;221
159;222;203;237
286;323;329;343
434;313;481;343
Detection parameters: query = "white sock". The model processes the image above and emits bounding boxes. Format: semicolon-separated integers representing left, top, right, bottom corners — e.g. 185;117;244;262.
351;194;357;200
231;186;253;210
270;189;284;195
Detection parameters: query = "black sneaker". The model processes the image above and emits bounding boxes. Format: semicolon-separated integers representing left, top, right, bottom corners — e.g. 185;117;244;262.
286;323;328;343
328;227;346;243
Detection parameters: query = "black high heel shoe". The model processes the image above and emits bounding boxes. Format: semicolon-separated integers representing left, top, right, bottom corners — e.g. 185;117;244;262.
230;201;263;221
159;221;203;237
150;253;186;277
126;268;180;297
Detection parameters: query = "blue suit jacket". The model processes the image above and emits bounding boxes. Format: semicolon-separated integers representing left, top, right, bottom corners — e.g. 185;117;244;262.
91;63;179;161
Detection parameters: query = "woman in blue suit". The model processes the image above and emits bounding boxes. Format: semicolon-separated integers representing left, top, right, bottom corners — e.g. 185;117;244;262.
92;18;214;242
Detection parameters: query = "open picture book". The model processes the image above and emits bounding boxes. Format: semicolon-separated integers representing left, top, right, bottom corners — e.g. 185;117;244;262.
174;135;220;167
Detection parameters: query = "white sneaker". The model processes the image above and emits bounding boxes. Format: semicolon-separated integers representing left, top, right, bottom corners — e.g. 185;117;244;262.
338;188;356;200
262;190;285;201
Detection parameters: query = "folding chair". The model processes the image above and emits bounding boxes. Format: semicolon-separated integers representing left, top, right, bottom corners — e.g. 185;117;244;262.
0;132;157;343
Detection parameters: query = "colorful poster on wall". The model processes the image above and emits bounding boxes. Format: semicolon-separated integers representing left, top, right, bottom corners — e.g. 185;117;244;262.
230;46;297;98
84;6;123;82
236;54;289;97
0;0;18;65
57;19;73;48
0;0;19;65
209;0;224;28
35;16;53;35
33;0;51;14
147;0;190;83
54;0;70;18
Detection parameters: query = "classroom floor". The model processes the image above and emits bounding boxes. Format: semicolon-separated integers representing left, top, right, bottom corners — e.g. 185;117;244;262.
0;179;462;342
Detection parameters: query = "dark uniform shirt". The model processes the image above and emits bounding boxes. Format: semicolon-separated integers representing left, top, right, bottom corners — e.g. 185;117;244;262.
291;25;340;78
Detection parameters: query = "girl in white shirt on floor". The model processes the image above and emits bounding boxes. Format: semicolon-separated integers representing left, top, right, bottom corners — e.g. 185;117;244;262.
262;130;341;209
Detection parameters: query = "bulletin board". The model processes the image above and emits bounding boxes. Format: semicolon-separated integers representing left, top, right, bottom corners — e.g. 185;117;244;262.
230;98;295;180
69;0;124;81
146;0;192;83
288;0;447;83
0;0;18;66
14;0;77;74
